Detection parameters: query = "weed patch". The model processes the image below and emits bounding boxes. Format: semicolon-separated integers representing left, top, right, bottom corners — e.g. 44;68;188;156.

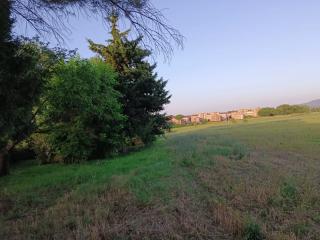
243;221;264;240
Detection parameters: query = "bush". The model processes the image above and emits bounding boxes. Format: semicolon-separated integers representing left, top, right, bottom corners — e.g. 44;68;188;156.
40;58;125;163
280;181;298;210
31;134;54;164
276;104;310;115
292;222;310;237
258;107;278;116
259;105;310;117
243;222;264;240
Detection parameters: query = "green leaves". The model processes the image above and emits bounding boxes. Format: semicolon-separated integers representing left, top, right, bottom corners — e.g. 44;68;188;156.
88;16;171;145
41;58;125;162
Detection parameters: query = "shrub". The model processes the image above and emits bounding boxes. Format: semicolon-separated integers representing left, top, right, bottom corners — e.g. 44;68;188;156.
243;222;264;240
276;104;310;115
280;181;297;200
292;222;310;237
258;107;278;116
259;105;310;117
88;16;171;145
40;58;125;163
280;181;298;210
31;134;55;164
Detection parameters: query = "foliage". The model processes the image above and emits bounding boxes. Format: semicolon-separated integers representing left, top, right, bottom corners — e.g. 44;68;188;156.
276;104;310;115
9;0;183;58
175;114;184;120
0;36;56;174
258;104;310;117
258;107;278;116
30;133;54;164
1;113;320;238
88;15;171;145
40;58;125;163
243;222;264;240
0;0;12;43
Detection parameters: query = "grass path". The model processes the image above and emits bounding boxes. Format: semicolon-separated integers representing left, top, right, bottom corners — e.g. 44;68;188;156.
1;113;320;239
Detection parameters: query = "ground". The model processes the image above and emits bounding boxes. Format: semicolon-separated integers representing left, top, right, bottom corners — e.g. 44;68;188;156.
1;113;320;239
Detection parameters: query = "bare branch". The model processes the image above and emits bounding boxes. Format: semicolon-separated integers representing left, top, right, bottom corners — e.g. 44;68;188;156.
10;0;184;59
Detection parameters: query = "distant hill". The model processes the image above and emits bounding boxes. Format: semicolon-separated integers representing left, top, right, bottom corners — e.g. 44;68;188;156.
302;99;320;108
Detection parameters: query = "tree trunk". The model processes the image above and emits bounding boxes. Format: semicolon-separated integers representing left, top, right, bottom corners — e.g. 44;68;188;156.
0;148;9;176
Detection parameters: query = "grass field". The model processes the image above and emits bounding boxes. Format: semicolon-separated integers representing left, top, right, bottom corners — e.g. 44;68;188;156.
1;113;320;239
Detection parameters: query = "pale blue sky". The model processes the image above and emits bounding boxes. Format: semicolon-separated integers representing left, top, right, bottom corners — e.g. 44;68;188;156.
15;0;320;115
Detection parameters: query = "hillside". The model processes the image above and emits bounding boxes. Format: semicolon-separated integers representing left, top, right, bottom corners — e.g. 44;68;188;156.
1;113;320;239
303;99;320;108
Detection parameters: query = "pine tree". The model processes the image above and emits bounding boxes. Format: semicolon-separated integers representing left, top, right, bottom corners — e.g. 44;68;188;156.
0;0;12;43
88;15;171;145
0;3;56;175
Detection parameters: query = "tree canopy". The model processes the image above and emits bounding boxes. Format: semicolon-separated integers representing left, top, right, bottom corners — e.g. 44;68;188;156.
89;15;171;144
39;58;124;163
258;104;311;117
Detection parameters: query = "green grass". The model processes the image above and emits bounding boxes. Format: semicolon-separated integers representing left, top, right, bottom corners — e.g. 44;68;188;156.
1;113;320;239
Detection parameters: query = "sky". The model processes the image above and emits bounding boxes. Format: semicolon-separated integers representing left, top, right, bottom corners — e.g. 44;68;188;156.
15;0;320;115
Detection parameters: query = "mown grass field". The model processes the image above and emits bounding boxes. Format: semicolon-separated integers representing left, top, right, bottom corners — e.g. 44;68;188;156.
1;113;320;239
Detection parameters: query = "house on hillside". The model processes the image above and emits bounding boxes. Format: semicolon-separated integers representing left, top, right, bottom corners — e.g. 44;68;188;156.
208;112;222;122
169;116;182;125
181;116;191;124
238;108;260;117
230;111;244;120
196;112;222;122
219;112;230;121
169;107;260;125
198;113;206;119
191;115;202;123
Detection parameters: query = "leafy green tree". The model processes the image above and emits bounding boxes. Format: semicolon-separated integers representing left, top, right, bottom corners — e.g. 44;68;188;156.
88;15;171;145
276;104;310;115
259;104;311;117
40;58;125;163
175;115;184;120
258;107;278;117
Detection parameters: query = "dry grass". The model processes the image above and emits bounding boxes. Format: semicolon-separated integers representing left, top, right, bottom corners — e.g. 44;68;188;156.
1;113;320;239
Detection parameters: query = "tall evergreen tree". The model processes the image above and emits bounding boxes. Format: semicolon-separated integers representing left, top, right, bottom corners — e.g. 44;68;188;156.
0;0;13;175
0;3;59;175
88;15;171;145
0;0;12;43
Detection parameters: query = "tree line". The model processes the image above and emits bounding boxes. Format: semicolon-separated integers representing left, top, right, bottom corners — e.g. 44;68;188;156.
0;1;174;176
258;104;316;117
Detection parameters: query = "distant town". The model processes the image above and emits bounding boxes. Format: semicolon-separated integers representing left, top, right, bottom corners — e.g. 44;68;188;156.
169;108;260;125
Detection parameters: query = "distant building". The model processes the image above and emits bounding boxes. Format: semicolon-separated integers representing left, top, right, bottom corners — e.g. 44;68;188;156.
207;112;221;122
198;113;206;119
196;112;222;122
169;116;182;125
230;111;244;120
238;108;260;117
219;112;229;121
181;116;191;124
191;115;202;123
168;107;260;126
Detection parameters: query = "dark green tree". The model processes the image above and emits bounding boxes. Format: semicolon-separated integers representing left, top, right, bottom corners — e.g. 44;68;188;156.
0;1;55;175
0;2;66;175
0;0;12;43
88;15;171;145
39;58;125;163
0;39;54;175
